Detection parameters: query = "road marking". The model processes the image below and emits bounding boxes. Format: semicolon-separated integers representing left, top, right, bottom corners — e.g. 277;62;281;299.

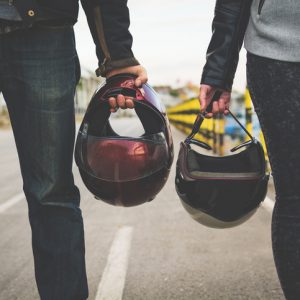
95;226;133;300
0;192;25;213
262;196;275;212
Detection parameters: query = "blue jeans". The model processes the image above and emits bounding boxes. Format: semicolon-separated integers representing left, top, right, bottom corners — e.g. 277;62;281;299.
0;25;88;300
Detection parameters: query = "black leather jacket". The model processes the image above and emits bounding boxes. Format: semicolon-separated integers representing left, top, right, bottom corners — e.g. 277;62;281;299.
13;0;139;76
200;0;253;91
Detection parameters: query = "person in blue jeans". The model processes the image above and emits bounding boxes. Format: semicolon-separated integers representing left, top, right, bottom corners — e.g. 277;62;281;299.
0;1;147;299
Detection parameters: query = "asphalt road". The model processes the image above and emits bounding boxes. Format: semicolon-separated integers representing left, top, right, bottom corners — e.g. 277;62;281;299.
0;118;284;300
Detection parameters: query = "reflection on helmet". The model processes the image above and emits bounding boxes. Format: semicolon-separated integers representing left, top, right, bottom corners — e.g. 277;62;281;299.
176;111;269;228
75;74;174;207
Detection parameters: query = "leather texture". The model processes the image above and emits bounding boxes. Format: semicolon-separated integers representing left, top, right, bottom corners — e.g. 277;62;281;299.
201;0;252;91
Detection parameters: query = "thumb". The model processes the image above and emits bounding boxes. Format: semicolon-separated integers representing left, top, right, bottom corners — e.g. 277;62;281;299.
135;67;148;87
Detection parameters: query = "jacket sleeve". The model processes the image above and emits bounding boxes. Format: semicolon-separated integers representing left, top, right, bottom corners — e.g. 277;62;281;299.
200;0;252;91
81;0;139;77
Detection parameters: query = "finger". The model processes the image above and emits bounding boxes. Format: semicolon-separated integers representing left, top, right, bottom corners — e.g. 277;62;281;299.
212;101;219;115
218;98;226;114
135;68;148;87
117;94;126;109
109;97;117;109
205;112;213;119
199;86;211;112
220;92;231;107
224;103;230;115
125;98;135;109
109;99;118;113
109;97;118;112
224;102;230;116
135;77;147;87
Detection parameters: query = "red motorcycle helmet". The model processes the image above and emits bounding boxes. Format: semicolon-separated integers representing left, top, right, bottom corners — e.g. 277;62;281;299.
75;74;174;207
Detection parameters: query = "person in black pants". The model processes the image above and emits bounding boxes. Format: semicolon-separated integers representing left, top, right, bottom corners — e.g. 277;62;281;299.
0;1;147;299
200;0;300;299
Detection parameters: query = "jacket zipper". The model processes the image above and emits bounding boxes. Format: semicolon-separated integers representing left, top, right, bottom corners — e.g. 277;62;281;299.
258;0;265;15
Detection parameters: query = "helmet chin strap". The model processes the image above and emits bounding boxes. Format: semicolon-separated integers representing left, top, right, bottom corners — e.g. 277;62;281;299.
185;91;254;147
227;110;254;141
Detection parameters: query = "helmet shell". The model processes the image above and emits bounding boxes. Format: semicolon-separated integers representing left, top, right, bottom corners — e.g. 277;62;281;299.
75;74;174;206
175;139;269;228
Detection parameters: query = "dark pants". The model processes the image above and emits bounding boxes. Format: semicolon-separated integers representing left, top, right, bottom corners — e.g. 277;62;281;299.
0;25;88;300
247;52;300;300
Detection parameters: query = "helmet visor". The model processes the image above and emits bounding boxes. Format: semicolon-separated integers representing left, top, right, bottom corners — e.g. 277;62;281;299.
82;133;169;182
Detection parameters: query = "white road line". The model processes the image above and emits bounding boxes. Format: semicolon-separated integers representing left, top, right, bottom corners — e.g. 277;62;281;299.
95;226;133;300
262;196;275;212
0;192;25;213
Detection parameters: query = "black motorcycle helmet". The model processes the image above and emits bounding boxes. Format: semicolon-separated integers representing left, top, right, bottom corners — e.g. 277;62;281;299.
75;74;174;207
175;96;269;228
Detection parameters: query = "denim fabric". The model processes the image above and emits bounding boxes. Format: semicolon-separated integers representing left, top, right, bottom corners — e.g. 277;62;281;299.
0;26;88;300
0;2;22;21
247;52;300;300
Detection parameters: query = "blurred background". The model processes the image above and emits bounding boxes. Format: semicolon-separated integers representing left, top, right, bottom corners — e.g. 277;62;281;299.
73;0;262;157
0;0;252;150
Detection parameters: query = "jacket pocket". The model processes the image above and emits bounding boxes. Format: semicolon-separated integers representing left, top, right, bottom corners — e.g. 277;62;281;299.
258;0;265;15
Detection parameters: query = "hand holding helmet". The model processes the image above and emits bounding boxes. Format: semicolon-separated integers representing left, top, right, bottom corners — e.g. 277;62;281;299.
199;84;231;118
75;74;174;207
175;97;269;228
106;65;148;112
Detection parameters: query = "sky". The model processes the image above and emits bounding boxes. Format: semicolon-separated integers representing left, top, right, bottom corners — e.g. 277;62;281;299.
74;0;247;92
